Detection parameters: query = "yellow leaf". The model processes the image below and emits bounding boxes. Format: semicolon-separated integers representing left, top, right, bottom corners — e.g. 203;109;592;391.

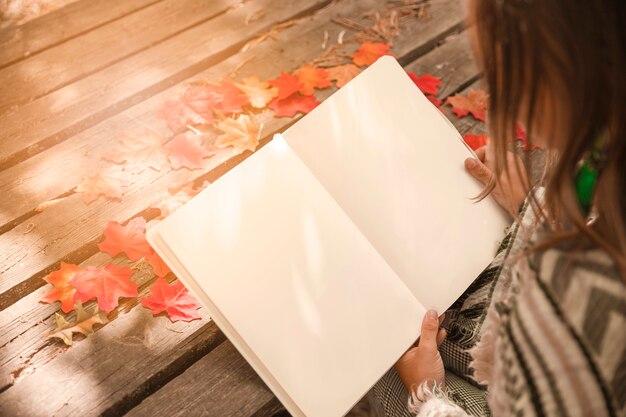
215;115;262;153
47;302;109;346
234;77;278;109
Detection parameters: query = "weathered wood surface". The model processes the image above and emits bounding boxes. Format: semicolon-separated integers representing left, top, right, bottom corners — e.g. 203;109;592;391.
0;0;159;68
0;0;487;416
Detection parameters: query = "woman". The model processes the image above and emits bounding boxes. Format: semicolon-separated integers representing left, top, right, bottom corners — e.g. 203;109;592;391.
370;1;625;416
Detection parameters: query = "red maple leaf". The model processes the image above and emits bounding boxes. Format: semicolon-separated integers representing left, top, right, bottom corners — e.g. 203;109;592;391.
181;80;248;117
40;262;81;313
515;124;543;150
295;65;332;96
71;264;138;313
98;217;153;261
166;132;213;170
157;99;208;132
463;133;489;151
268;72;303;100
352;42;392;67
141;278;201;322
268;93;320;118
408;73;443;96
148;252;172;278
426;95;443;108
446;89;489;121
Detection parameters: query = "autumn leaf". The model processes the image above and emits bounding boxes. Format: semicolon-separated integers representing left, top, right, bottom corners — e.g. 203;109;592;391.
446;89;489;121
98;217;153;261
268;72;303;100
326;64;362;88
152;182;196;218
408;73;442;96
463;133;489;151
71;264;138;313
234;77;278;109
40;262;81;313
157;99;208;132
268;93;320;118
166;132;213;170
148;252;172;278
103;129;169;172
75;167;131;204
295;65;332;95
215;114;262;152
352;42;391;67
515;124;543;150
426;95;443;108
141;278;201;322
48;302;109;346
181;80;248;117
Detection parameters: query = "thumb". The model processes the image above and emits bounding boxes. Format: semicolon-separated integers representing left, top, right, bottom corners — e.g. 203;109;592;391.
420;309;440;349
464;157;493;185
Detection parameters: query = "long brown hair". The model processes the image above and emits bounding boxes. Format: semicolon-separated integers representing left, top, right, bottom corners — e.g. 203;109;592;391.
469;0;626;276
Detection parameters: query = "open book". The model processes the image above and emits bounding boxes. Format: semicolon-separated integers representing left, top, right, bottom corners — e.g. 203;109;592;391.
147;56;509;417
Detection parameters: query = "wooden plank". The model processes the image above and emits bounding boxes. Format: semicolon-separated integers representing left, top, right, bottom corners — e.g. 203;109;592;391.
0;0;332;170
0;27;479;404
124;341;275;417
0;302;225;417
0;0;467;311
0;0;159;69
0;0;238;113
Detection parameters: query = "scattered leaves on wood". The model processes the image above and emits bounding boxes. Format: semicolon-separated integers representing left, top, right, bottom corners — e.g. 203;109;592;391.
269;93;320;118
463;133;489;151
98;217;153;261
75;167;131;204
215;114;262;152
352;41;392;66
71;264;138;313
446;89;489;121
141;278;201;322
40;262;81;313
326;64;362;88
48;302;109;346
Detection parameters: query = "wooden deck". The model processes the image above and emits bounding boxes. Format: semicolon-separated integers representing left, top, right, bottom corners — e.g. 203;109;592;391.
0;1;488;415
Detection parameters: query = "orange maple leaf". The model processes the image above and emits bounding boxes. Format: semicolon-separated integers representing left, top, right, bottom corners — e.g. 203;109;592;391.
215;114;262;152
40;262;81;313
166;132;213;170
352;42;391;67
268;72;303;100
408;73;443;96
75;167;131;204
103;129;169;172
446;89;489;121
71;264;138;313
268;93;320;118
326;64;362;88
295;65;332;96
148;252;172;278
141;278;201;322
181;80;248;117
98;217;153;261
234;77;278;109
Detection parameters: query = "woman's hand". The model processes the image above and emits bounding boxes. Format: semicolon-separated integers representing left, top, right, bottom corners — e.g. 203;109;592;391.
394;310;447;393
464;145;530;218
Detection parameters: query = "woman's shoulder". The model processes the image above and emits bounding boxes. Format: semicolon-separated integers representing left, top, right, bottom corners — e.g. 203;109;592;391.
513;245;625;415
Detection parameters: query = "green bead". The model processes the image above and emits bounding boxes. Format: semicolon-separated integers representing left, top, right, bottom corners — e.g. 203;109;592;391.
575;161;597;213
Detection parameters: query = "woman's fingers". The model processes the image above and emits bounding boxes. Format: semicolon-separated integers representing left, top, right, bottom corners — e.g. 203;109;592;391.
474;146;487;162
420;310;440;348
464;156;493;185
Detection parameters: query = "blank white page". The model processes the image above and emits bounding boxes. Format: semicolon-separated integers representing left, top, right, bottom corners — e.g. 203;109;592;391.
283;56;510;312
149;136;424;417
